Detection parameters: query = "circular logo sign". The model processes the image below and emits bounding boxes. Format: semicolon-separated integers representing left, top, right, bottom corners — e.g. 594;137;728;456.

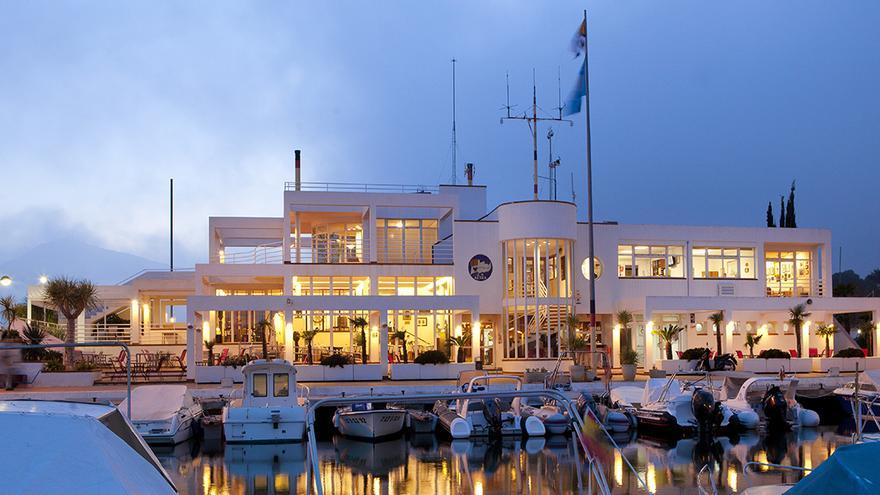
468;254;493;281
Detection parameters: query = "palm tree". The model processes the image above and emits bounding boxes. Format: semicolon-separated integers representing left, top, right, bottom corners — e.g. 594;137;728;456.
255;319;272;360
788;304;811;358
744;333;762;358
349;316;369;364
0;295;17;336
616;310;633;362
301;329;319;364
447;334;470;363
652;324;684;360
708;311;725;356
565;314;580;362
815;324;836;358
391;329;409;363
43;277;99;370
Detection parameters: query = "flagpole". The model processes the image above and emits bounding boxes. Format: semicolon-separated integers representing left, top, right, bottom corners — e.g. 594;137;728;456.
582;10;598;370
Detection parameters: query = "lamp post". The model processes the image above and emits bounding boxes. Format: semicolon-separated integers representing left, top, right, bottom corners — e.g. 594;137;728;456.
0;276;11;287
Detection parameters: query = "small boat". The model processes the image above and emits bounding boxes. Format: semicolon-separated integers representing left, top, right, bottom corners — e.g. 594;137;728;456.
432;374;546;439
0;400;177;494
521;397;571;435
387;403;438;433
333;403;407;439
576;391;637;433
200;397;227;442
118;384;203;444
721;376;818;430
223;359;309;443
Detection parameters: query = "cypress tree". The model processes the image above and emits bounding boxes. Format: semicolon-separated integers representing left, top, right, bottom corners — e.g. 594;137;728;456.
779;196;786;228
766;201;775;227
786;181;796;228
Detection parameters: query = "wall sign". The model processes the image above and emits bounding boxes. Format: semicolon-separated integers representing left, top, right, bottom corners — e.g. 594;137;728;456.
468;254;493;281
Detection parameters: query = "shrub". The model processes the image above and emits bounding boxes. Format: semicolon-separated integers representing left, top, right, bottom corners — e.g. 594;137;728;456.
45;357;64;372
74;361;97;371
758;348;791;359
621;348;639;365
680;347;709;361
221;355;249;368
414;350;450;365
834;348;865;358
320;353;353;368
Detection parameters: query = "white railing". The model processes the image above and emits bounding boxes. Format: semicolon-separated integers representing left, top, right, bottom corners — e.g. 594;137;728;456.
213;238;454;265
378;239;453;264
297;238;368;264
285;181;438;194
213;242;284;264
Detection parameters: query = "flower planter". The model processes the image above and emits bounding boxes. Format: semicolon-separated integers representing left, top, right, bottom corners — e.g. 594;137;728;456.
293;365;324;381
322;365;354;381
569;365;587;382
194;365;245;384
390;362;475;380
742;358;812;374
32;371;102;387
621;364;637;382
418;363;449;380
866;357;880;370
16;362;45;384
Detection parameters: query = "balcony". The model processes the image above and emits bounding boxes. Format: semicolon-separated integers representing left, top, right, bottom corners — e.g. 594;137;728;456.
284;181;438;194
212;238;453;265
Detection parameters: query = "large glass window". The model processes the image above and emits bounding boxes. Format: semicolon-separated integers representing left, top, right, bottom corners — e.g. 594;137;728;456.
376;219;440;264
502;239;573;359
692;247;756;279
289;276;370;296
376;276;454;296
310;223;364;263
252;373;267;397
766;250;812;296
617;245;684;278
387;309;453;361
273;374;289;397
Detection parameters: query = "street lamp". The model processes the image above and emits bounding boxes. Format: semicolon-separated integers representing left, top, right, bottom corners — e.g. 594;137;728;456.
0;276;11;287
38;275;48;284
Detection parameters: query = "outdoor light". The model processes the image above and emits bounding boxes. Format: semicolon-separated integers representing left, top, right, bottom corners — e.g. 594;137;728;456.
0;276;11;287
38;275;48;284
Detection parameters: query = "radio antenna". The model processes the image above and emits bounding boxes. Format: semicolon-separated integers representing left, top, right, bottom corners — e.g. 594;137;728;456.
451;58;458;185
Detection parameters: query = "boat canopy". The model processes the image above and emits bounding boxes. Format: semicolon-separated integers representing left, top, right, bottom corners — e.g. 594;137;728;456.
119;384;193;421
722;376;799;402
786;441;880;494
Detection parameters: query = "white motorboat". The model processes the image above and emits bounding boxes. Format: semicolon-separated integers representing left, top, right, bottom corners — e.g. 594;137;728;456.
616;377;739;435
432;374;546;439
721;376;818;430
576;391;637;433
333;403;407;439
0;400;176;494
118;384;203;444
223;359;309;443
520;397;571;435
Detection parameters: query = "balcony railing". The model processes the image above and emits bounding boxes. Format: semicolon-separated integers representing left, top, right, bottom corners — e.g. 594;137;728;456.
212;238;453;265
284;181;438;194
378;238;453;264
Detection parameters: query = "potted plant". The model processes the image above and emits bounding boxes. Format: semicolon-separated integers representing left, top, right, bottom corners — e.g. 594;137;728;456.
616;310;633;364
744;334;762;359
447;334;469;363
349;317;369;364
204;340;216;366
414;350;449;365
708;311;725;356
568;335;589;382
789;303;811;358
834;348;865;358
292;331;301;360
815;324;836;358
620;348;638;381
524;367;549;384
392;329;410;363
255;319;272;360
320;353;352;368
652;324;684;360
302;329;319;365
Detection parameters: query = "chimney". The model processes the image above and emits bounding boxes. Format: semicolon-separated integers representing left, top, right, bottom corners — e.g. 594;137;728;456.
465;163;474;186
294;149;301;191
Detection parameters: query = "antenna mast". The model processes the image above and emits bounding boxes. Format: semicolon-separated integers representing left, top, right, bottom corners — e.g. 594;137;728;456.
451;58;458;185
570;172;576;202
501;69;572;199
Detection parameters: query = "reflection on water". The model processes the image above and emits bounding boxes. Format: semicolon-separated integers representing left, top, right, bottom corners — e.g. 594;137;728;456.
156;427;853;495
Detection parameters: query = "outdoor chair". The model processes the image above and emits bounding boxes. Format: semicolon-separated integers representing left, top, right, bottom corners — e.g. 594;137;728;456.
217;348;229;363
676;351;683;359
735;350;744;359
862;348;869;357
788;349;798;358
808;348;819;358
172;349;186;370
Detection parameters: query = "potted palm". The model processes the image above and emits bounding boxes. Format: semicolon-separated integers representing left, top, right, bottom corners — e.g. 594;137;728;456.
616;310;633;364
392;329;410;363
349;316;369;364
815;324;836;358
204;340;216;366
292;331;301;360
302;329;319;365
788;303;810;358
255;319;272;360
447;333;469;363
652;324;684;360
620;348;638;381
744;333;762;358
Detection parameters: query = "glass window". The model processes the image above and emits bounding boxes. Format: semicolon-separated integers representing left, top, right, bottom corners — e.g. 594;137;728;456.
252;373;267;397
693;247;757;279
617;244;685;278
273;374;289;397
766;250;812;296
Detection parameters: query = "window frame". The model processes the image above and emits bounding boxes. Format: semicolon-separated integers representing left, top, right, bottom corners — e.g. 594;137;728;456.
617;244;685;279
692;246;757;280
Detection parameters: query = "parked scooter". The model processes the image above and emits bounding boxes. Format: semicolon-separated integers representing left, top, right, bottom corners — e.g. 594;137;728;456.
695;349;737;372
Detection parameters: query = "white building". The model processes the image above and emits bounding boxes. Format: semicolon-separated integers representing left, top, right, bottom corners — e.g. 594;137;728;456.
26;160;880;380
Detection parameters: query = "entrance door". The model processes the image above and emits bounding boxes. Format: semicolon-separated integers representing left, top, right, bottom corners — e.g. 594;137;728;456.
481;321;495;367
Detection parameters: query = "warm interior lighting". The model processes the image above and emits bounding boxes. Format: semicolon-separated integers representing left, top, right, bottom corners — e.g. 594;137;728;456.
614;451;623;486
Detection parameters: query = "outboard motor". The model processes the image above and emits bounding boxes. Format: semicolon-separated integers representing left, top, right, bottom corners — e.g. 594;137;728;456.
762;385;790;430
692;388;722;433
482;398;504;436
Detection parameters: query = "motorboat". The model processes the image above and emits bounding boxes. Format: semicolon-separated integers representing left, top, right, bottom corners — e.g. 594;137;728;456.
432;374;546;439
199;397;227;442
520;397;571;435
0;400;176;494
223;359;309;443
612;376;740;435
387;403;439;433
118;384;203;444
576;391;637;433
721;376;818;430
333;403;407;439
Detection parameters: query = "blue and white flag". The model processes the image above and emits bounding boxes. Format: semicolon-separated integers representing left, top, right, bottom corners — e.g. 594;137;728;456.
564;19;587;116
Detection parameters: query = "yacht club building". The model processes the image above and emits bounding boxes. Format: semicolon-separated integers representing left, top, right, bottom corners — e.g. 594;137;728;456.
26;160;880;381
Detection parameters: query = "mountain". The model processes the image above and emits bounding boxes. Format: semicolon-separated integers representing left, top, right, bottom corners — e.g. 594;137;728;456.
0;240;166;299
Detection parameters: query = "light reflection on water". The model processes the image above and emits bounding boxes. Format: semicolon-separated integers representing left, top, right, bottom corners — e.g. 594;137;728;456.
155;427;853;495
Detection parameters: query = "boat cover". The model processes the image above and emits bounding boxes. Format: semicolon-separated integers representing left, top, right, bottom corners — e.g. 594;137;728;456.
119;384;192;421
0;410;176;494
786;442;880;494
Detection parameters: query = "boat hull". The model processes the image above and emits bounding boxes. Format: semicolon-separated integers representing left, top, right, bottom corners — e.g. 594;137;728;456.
223;406;307;443
334;410;407;440
135;416;198;445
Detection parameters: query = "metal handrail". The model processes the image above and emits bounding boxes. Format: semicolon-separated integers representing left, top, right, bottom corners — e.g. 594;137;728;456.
743;461;812;474
304;388;651;495
0;342;132;418
697;464;719;495
285;181;439;194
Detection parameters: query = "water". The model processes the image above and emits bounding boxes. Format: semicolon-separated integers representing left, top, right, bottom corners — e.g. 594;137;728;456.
156;428;852;494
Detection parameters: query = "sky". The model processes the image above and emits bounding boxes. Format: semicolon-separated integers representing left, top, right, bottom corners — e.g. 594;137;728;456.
1;1;878;275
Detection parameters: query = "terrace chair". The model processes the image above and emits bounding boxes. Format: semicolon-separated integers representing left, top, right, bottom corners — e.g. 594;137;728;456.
788;349;798;358
676;351;683;359
172;349;186;371
862;348;869;357
735;350;744;359
808;348;819;358
217;348;229;364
